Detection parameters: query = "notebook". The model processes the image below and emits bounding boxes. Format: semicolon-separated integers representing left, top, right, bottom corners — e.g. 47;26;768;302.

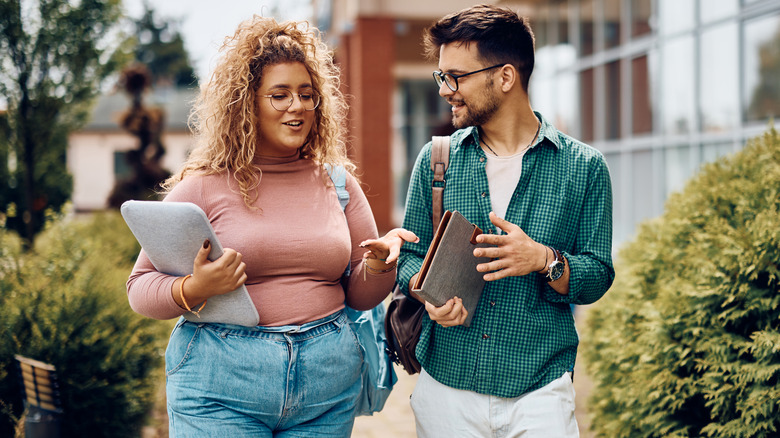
411;210;490;327
120;200;259;327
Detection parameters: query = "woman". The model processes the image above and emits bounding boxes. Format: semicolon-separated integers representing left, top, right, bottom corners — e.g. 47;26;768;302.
126;16;416;437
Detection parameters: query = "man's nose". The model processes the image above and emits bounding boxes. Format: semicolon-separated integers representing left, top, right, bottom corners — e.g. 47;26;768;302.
438;80;454;98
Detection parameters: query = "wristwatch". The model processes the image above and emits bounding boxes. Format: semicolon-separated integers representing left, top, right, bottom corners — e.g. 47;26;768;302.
544;247;565;283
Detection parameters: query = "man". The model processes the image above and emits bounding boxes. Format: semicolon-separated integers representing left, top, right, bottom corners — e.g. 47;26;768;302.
397;5;615;437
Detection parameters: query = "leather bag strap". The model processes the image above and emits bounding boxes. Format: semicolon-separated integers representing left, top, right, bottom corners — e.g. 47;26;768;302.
430;136;451;233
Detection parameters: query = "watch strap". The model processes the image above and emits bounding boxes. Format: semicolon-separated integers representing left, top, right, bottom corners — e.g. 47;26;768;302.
546;247;564;282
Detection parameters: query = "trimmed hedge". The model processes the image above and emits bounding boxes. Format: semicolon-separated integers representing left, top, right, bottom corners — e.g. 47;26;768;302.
0;210;171;437
581;128;780;437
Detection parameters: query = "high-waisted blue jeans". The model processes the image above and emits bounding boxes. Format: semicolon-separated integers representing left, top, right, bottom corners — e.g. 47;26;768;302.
165;309;363;437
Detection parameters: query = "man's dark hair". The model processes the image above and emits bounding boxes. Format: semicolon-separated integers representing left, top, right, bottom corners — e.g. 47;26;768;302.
424;4;535;91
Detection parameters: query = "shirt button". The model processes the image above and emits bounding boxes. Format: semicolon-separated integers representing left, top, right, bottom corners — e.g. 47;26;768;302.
479;157;485;162
490;301;496;307
482;333;490;339
481;192;486;197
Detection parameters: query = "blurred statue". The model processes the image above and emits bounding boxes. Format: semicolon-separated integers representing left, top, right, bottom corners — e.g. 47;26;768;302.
108;64;171;208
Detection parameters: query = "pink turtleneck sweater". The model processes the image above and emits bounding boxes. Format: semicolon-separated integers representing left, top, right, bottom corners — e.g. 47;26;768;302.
126;155;394;326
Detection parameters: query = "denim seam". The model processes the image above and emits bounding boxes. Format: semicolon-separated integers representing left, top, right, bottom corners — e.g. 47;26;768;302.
341;319;366;362
166;323;202;377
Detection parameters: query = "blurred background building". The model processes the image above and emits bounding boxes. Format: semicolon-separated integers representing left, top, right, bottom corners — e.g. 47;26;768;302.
69;0;780;249
68;88;197;211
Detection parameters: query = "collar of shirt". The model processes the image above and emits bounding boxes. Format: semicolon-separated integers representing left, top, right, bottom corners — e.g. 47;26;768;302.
454;111;564;154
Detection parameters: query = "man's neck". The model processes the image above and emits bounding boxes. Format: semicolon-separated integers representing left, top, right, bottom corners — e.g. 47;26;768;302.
479;104;539;156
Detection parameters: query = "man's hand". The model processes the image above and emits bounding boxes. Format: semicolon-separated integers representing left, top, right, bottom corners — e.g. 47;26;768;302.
473;211;547;281
425;297;468;327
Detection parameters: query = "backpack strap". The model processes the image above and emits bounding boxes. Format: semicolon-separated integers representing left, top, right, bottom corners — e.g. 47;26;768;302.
325;164;351;277
325;164;350;211
431;136;451;233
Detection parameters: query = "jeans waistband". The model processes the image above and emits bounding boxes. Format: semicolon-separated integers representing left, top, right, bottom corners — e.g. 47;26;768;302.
186;309;347;340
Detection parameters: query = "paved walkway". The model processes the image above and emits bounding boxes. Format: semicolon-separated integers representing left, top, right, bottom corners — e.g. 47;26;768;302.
352;365;417;437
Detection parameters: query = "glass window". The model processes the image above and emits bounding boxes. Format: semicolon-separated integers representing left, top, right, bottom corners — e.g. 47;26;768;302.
533;6;550;49
535;44;557;77
744;14;780;123
604;152;626;245
699;0;738;24
555;71;579;135
632;55;654;134
631;149;655;225
701;142;734;164
580;0;595;56
114;152;131;180
661;36;695;134
700;22;740;132
631;0;653;38
530;75;556;122
604;0;622;49
580;68;595;142
658;0;695;35
397;80;452;211
605;60;622;139
664;145;693;196
556;1;572;46
554;1;575;69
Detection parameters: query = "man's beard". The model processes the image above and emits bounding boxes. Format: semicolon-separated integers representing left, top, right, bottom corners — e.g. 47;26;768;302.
450;83;500;129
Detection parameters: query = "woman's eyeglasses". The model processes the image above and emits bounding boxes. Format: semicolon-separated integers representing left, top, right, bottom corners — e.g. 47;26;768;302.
433;64;504;92
261;89;320;111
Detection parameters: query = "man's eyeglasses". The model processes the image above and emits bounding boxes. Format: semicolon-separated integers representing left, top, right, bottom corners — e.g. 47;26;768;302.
261;89;320;111
433;64;505;92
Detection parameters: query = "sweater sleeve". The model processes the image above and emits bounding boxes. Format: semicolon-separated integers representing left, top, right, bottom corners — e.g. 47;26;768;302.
341;173;397;310
125;177;205;320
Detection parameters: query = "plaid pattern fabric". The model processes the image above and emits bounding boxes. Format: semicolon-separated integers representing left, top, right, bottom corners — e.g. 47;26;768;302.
398;112;615;398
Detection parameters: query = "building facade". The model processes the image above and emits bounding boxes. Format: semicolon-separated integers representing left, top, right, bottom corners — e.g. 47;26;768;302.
67;88;197;211
317;0;780;248
69;0;779;249
525;0;780;246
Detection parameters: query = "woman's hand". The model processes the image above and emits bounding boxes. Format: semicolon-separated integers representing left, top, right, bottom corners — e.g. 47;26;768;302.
176;239;248;306
359;228;419;264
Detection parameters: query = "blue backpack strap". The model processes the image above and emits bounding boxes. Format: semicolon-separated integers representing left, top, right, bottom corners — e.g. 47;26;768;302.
326;164;396;416
325;164;351;277
325;163;350;211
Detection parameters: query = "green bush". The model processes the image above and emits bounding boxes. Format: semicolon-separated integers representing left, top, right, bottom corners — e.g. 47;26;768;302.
0;210;171;437
581;128;780;438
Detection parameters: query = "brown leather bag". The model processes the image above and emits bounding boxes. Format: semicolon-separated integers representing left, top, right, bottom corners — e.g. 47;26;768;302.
384;136;450;375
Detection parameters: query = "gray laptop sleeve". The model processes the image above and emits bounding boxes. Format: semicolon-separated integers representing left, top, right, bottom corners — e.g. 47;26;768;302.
121;200;259;327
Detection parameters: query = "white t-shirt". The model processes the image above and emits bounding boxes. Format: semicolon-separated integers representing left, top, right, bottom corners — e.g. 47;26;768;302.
485;149;526;232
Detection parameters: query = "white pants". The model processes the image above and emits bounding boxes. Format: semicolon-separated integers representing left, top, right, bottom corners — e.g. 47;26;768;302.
411;369;579;438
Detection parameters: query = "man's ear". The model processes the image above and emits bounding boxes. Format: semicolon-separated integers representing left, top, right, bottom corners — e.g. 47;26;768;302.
498;64;519;92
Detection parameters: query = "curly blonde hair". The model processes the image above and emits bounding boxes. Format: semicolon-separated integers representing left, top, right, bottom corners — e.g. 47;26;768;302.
162;16;354;207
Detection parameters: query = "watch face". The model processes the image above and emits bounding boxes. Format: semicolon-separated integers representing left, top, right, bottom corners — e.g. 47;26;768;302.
549;261;564;281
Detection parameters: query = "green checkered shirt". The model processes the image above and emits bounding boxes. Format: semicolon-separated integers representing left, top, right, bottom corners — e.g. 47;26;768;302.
398;112;614;398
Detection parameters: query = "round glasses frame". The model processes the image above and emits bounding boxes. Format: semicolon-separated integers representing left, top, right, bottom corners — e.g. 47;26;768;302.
261;89;321;111
432;63;505;92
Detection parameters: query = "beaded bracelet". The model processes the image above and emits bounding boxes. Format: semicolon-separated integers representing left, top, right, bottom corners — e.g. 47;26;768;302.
362;258;397;280
180;274;207;318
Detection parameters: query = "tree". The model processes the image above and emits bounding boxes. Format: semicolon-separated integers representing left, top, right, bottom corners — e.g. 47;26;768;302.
132;3;198;88
107;63;170;208
0;0;130;245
